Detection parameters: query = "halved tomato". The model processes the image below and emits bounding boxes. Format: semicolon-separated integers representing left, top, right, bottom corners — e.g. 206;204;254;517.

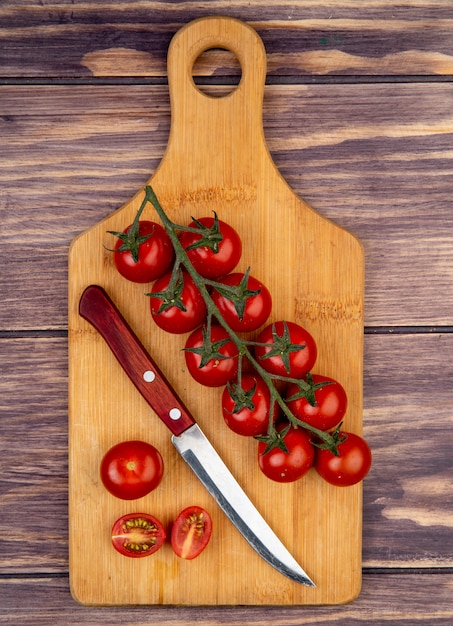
111;512;166;558
171;506;212;560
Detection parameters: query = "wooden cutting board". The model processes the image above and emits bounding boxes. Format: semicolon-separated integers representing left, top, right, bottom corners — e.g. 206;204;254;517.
68;16;364;606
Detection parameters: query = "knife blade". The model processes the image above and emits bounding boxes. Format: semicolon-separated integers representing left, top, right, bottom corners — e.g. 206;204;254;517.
78;284;315;587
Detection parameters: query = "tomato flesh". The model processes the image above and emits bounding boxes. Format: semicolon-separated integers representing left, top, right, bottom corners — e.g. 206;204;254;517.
111;513;166;558
171;506;212;560
100;440;164;500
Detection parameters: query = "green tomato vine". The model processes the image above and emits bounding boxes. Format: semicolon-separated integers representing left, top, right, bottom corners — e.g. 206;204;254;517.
142;184;340;454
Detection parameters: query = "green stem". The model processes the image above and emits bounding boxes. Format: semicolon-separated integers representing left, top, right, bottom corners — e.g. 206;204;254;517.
143;185;336;451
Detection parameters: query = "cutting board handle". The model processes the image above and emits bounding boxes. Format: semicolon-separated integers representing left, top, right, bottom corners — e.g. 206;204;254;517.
157;16;269;180
167;15;266;102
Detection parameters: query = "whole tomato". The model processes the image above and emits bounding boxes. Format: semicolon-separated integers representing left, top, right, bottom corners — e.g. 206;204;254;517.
179;215;242;279
211;271;272;332
222;374;277;436
257;425;315;483
254;321;317;379
100;440;164;500
314;431;372;486
285;374;348;432
110;220;174;283
184;324;239;387
148;269;207;334
111;512;166;558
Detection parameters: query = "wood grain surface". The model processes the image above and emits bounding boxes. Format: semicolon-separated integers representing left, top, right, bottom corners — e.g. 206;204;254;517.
68;17;364;605
1;1;452;624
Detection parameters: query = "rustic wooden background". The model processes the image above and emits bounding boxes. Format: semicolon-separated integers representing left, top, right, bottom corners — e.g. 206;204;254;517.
1;1;452;624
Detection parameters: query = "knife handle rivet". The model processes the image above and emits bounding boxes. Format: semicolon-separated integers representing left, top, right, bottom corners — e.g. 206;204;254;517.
169;408;182;421
143;370;156;383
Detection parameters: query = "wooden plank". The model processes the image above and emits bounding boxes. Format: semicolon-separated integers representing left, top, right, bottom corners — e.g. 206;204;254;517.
1;83;453;330
1;573;453;624
1;2;453;77
1;334;452;574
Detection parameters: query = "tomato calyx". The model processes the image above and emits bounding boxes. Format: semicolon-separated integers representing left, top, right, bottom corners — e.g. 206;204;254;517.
183;324;234;368
285;372;334;407
107;201;153;263
183;212;224;253
210;267;261;321
225;378;258;413
312;422;348;456
255;423;291;455
146;266;187;314
256;321;306;373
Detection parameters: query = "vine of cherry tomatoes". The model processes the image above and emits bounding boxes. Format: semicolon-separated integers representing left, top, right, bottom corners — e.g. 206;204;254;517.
107;187;372;489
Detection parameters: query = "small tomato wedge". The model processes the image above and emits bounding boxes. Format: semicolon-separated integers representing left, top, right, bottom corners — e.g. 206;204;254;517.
111;513;166;558
171;506;212;560
314;431;372;486
100;440;164;500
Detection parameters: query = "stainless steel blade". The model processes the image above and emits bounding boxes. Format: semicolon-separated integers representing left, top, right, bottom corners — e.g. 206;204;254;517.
172;424;315;587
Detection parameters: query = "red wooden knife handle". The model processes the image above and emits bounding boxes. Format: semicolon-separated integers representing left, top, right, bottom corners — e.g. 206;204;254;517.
78;284;196;437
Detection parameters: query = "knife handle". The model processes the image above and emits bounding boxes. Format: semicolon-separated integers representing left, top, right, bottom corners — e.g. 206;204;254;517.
78;285;196;437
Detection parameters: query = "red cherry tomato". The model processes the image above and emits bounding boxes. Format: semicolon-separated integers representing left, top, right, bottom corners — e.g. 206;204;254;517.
257;425;315;483
179;216;242;279
149;269;207;334
285;374;348;432
211;272;272;332
254;321;317;379
221;374;277;436
184;324;239;387
112;221;174;283
100;440;164;500
111;512;166;558
171;506;212;560
314;431;372;486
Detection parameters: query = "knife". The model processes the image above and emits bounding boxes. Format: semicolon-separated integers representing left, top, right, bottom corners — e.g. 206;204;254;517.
78;284;315;587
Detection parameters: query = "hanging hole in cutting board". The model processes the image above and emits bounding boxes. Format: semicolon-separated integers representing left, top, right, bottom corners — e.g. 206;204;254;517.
192;47;242;97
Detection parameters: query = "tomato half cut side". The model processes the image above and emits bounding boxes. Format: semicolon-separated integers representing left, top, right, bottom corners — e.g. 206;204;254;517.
171;506;212;560
111;513;166;558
